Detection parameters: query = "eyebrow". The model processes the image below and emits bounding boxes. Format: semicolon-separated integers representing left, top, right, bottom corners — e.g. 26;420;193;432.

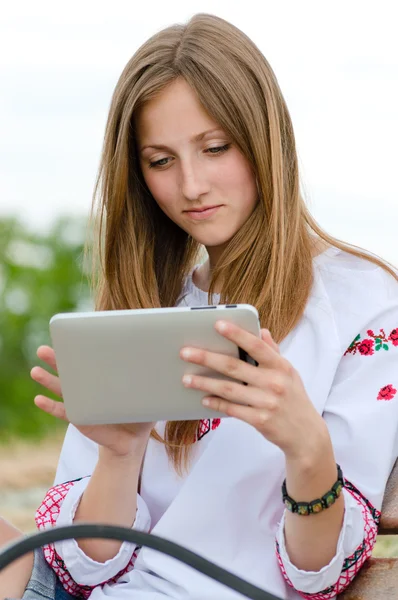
140;128;225;153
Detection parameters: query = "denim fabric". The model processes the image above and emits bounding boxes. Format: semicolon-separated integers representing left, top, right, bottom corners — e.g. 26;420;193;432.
19;548;74;600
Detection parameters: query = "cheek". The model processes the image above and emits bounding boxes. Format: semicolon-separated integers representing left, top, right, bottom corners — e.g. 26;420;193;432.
143;171;176;212
240;168;258;207
218;157;258;206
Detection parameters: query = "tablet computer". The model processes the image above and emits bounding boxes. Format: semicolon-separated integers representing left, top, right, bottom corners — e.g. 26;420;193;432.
49;304;261;425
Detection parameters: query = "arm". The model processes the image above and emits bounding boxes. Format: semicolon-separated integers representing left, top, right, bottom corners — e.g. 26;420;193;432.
0;519;33;600
276;305;398;597
283;436;345;572
52;423;149;560
31;346;155;588
178;287;398;597
36;427;152;593
180;321;349;574
73;442;147;562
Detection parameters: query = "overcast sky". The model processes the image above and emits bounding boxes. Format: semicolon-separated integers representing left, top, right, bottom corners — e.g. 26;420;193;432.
1;0;397;264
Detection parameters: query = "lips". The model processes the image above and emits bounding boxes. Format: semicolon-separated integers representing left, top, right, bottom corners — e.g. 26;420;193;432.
184;205;222;213
183;205;223;221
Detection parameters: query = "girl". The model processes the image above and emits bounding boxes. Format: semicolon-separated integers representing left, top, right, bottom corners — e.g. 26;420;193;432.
2;12;398;600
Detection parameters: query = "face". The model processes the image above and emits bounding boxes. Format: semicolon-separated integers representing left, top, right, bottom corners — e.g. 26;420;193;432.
136;78;258;264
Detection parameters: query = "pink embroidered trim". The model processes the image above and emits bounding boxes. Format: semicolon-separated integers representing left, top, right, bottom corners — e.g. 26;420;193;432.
275;479;380;599
377;384;397;401
35;479;138;598
195;418;221;442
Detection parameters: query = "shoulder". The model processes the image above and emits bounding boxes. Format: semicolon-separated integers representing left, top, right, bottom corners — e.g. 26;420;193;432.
315;246;398;305
312;247;398;354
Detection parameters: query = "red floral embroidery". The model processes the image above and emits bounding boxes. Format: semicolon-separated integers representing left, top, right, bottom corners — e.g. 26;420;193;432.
377;384;397;401
359;339;374;355
345;328;398;356
211;418;221;430
389;328;398;346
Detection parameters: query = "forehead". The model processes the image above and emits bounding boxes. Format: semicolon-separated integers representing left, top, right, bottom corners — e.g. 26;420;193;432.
136;78;220;144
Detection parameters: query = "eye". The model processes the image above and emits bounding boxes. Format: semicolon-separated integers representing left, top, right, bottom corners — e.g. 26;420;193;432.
148;157;171;169
147;143;231;169
205;144;231;155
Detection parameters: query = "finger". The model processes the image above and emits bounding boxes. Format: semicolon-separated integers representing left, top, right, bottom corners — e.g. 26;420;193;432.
214;320;282;368
202;395;270;430
31;366;63;398
180;347;261;388
37;345;58;373
34;395;68;422
261;329;280;354
184;371;286;408
182;373;260;406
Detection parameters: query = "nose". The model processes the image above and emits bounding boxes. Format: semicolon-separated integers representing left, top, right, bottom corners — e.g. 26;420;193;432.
180;160;210;202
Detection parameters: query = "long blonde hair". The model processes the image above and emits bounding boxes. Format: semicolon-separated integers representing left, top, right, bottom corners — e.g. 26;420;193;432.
89;13;397;473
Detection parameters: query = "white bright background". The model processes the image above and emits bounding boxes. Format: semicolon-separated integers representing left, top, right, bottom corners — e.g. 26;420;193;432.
1;0;397;263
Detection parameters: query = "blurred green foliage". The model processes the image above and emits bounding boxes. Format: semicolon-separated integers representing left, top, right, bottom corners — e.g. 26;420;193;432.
0;216;92;442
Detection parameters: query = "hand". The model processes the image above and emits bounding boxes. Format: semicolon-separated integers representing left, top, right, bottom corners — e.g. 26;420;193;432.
31;346;155;457
180;321;330;461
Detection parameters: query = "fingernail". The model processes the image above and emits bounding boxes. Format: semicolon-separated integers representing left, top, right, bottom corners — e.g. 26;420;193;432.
216;320;227;332
202;398;210;406
181;348;191;359
182;375;192;386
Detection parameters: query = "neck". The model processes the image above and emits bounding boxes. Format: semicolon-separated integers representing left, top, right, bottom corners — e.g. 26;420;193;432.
205;244;225;271
193;248;224;294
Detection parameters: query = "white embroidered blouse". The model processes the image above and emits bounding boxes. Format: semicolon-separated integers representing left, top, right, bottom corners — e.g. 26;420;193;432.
35;247;398;600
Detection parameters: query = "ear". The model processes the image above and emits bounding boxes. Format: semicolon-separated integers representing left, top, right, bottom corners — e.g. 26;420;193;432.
261;329;280;354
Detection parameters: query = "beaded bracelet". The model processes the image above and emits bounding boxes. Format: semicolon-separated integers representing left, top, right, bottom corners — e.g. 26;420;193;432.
282;464;344;515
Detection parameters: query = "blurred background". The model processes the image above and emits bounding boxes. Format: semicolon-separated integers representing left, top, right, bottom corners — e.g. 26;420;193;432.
0;0;397;556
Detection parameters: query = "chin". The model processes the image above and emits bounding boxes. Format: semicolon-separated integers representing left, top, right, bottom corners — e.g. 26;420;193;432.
178;220;239;248
193;233;235;248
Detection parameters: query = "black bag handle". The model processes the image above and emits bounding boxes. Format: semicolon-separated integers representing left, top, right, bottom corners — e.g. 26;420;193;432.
0;524;282;600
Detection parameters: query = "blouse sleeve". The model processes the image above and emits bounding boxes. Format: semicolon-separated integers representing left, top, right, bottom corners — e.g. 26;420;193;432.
276;273;398;598
35;425;151;597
